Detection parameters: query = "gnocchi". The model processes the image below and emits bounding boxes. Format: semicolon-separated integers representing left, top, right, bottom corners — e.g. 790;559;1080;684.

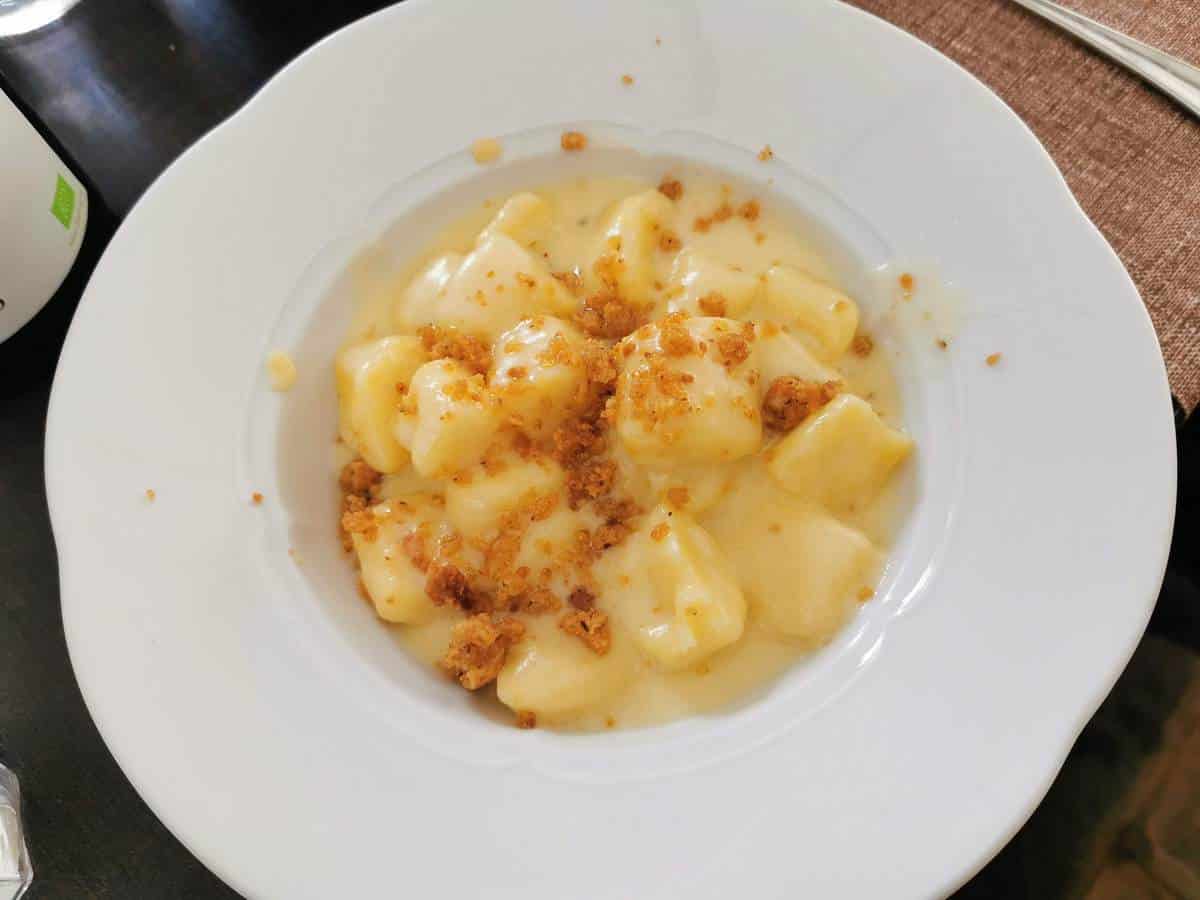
331;172;914;731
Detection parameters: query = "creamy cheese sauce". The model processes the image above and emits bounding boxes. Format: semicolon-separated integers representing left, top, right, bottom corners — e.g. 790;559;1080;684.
334;170;914;731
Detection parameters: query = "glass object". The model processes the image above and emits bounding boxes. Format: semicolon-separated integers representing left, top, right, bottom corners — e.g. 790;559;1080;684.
0;766;31;900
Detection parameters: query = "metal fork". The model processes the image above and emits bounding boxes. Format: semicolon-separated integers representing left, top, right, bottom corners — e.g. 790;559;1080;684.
1011;0;1200;119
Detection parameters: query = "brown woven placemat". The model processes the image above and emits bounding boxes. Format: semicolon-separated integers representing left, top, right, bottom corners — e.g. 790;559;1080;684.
847;0;1200;414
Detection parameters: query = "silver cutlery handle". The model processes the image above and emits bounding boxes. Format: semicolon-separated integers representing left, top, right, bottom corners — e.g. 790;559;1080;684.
1012;0;1200;119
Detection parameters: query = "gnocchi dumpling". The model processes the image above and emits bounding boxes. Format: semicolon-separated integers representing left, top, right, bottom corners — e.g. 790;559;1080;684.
352;497;446;624
489;317;587;437
761;265;859;361
664;250;761;318
595;188;675;300
753;324;841;387
615;316;762;465
767;394;912;511
704;468;881;644
397;233;574;340
394;359;502;477
481;192;553;249
601;508;746;670
335;336;427;473
497;614;638;719
445;456;565;540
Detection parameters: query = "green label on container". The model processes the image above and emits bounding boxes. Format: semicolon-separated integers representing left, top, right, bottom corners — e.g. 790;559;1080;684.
51;174;75;228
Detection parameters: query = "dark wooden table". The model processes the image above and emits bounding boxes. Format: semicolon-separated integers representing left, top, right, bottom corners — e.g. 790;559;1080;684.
1;2;1196;897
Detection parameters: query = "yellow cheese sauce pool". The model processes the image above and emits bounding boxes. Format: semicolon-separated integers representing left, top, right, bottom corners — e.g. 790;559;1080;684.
334;173;915;731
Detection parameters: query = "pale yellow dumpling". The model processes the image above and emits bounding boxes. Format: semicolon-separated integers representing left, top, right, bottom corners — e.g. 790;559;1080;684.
599;508;746;670
615;317;762;465
761;265;859;361
335;336;427;473
352;496;446;624
596;188;675;299
394;359;501;477
767;394;913;512
397;233;574;340
489;316;587;437
497;615;639;720
664;249;761;318
705;467;880;644
445;455;565;539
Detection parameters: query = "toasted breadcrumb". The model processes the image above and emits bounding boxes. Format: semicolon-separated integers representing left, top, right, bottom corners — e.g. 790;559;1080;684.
516;711;537;729
850;334;874;357
561;130;588;151
553;269;584;295
574;293;644;340
857;586;875;602
762;376;840;432
660;314;697;357
666;486;690;509
658;230;682;252
657;177;683;201
697;293;727;317
899;272;915;293
251;492;264;505
568;587;596;610
340;494;378;543
757;144;774;162
986;352;1003;367
621;73;634;86
559;609;612;655
417;324;492;375
591;521;632;553
470;137;502;164
715;331;751;369
442;614;526;689
402;530;431;572
426;562;476;610
936;338;949;350
144;489;156;502
738;200;760;221
566;458;617;509
511;587;562;615
650;522;671;542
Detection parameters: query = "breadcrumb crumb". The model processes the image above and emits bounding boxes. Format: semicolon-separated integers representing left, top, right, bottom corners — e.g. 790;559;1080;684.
986;352;1002;367
251;492;264;505
850;334;874;357
762;376;840;431
442;614;526;689
657;177;683;201
144;489;156;502
899;272;915;293
516;710;537;729
857;586;875;602
621;73;634;86
559;608;612;655
757;144;774;162
561;130;588;152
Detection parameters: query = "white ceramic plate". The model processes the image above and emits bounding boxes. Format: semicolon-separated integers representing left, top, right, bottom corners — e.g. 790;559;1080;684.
46;1;1176;897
